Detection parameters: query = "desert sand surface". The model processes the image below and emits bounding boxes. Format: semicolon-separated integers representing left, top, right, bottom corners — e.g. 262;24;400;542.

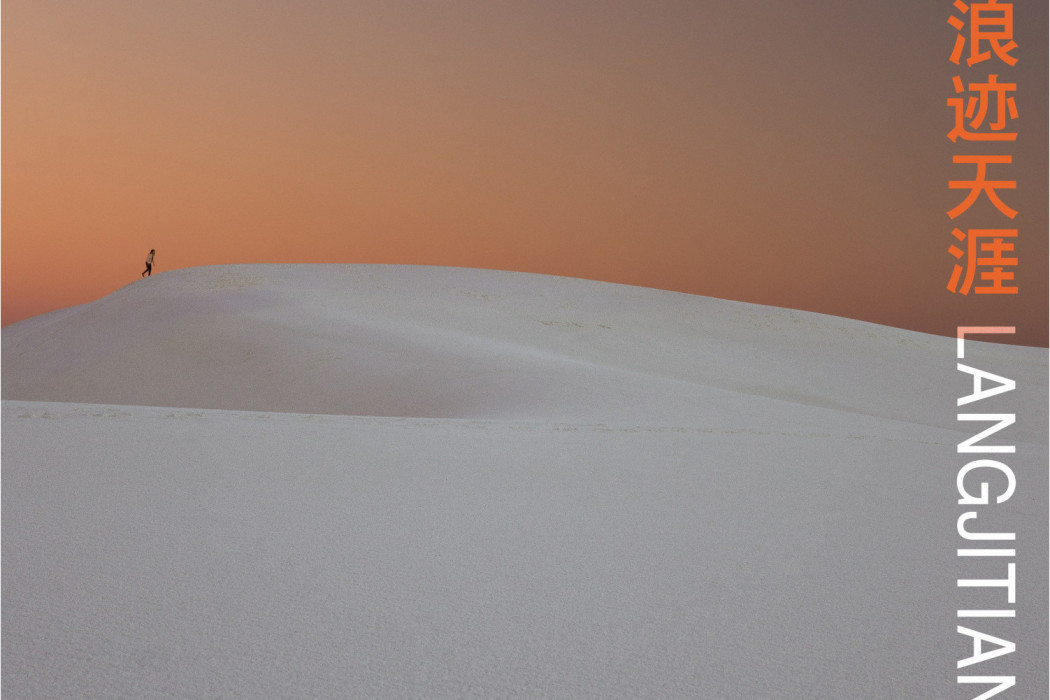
4;265;1046;698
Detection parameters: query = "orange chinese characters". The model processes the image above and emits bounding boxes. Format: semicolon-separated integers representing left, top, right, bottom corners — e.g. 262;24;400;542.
948;0;1018;66
948;228;1018;294
947;155;1017;219
947;75;1018;141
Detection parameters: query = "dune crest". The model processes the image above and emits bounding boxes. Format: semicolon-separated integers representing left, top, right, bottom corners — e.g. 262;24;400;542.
4;265;1044;436
4;265;1047;698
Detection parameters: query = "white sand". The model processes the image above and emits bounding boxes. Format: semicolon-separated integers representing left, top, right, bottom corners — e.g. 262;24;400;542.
3;265;1047;698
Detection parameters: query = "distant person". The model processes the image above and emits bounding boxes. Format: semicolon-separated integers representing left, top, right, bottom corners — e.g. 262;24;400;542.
142;249;155;277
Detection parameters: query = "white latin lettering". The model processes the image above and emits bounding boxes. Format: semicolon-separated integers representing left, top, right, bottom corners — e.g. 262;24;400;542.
957;460;1016;505
957;364;1015;406
957;626;1016;668
956;414;1016;454
957;675;1016;700
957;549;1015;557
956;327;1016;359
957;563;1017;604
957;512;1016;541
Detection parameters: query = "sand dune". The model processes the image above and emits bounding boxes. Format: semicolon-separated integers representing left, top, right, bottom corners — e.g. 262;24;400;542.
3;265;1047;698
5;264;1042;434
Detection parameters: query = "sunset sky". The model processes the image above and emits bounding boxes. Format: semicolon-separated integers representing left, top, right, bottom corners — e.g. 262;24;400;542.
4;1;1047;345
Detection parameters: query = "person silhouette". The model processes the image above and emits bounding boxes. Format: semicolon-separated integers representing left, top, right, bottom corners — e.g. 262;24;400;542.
142;249;155;277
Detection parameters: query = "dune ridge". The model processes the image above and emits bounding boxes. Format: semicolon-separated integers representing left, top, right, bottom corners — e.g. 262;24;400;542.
3;264;1047;698
4;264;1042;437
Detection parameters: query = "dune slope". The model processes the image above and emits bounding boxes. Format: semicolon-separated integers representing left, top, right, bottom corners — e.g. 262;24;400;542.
4;264;1044;436
3;265;1047;698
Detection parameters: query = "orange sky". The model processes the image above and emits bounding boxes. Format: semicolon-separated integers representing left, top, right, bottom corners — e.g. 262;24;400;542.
4;1;1047;345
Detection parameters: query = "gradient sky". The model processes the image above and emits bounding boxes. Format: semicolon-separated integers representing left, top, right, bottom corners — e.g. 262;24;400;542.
4;1;1047;345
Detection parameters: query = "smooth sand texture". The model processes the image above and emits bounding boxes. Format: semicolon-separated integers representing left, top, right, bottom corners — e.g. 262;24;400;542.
3;265;1047;698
